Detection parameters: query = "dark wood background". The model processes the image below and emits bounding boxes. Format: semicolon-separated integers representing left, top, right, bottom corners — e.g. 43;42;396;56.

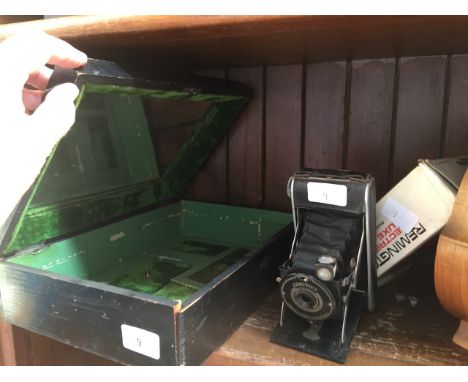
191;55;468;211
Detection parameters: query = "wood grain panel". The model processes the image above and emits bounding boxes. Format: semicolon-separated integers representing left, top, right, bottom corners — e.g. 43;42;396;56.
264;65;303;211
303;61;347;170
0;320;34;365
347;59;396;196
26;329;117;365
443;55;468;157
3;16;468;68
0;16;41;25
193;69;229;203
0;319;16;365
205;251;468;365
228;66;264;208
435;172;468;350
392;56;447;185
0;321;118;365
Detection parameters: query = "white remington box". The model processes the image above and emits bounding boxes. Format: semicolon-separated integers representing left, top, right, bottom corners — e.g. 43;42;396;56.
376;156;467;278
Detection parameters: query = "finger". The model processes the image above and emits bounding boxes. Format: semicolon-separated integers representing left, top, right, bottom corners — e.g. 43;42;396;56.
26;65;54;90
22;88;44;112
4;29;88;67
27;82;79;158
0;30;87;90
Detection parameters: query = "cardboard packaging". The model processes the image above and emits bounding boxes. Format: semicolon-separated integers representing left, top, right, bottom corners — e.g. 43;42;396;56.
376;156;468;279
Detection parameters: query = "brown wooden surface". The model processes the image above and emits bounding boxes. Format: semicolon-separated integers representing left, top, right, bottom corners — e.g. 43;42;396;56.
0;319;15;365
0;16;42;25
205;250;468;366
347;59;396;197
264;65;303;211
443;55;468;157
435;171;468;351
391;56;447;185
4;16;468;68
193;69;229;204
194;56;468;210
303;61;347;171
0;320;116;366
228;66;264;208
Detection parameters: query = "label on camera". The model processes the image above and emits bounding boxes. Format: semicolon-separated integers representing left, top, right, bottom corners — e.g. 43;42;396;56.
381;197;418;234
307;182;347;207
121;324;160;360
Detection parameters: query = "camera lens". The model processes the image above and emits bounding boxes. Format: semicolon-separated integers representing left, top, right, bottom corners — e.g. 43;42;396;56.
298;292;313;305
281;273;336;321
291;287;321;313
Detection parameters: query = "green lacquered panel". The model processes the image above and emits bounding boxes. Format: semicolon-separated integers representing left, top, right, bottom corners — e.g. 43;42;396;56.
78;83;246;103
112;259;191;295
179;200;292;247
171;241;230;257
7;203;182;280
189;248;250;284
7;201;291;303
32;93;158;207
4;80;249;254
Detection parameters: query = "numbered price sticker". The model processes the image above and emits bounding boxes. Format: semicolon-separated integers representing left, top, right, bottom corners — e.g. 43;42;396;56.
307;182;347;207
381;197;419;234
121;324;160;360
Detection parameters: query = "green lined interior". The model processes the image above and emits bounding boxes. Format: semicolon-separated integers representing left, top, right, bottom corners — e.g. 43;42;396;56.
7;201;291;302
4;84;249;253
2;74;289;304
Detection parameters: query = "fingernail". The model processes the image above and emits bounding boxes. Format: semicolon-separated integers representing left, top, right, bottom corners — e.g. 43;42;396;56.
76;51;88;65
24;91;42;108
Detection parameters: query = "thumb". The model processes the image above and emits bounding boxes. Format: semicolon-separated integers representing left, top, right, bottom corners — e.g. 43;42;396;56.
28;82;79;159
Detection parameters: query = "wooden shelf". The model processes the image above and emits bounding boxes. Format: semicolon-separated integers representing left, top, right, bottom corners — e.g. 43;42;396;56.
2;16;468;69
204;250;468;366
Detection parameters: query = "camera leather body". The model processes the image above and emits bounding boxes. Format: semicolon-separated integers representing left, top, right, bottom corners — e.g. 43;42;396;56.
271;169;377;363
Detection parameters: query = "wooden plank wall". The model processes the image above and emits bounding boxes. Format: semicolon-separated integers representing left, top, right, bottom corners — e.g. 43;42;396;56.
0;323;116;365
194;54;468;211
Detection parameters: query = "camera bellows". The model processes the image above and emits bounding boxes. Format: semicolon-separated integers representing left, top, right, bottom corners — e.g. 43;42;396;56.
294;210;362;279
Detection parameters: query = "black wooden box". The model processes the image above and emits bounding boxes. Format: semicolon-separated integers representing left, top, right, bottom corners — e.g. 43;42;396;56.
0;59;293;365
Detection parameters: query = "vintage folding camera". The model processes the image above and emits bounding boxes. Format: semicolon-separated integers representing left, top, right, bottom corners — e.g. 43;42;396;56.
271;169;377;363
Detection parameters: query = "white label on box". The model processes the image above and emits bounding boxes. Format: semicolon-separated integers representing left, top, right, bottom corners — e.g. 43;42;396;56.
121;324;160;360
307;182;347;207
381;197;419;234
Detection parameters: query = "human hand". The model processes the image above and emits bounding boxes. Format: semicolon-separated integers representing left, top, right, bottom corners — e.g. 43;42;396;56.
0;30;87;228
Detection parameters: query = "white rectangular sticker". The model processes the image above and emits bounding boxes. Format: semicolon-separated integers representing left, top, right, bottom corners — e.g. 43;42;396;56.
121;324;160;360
307;182;347;207
381;197;419;234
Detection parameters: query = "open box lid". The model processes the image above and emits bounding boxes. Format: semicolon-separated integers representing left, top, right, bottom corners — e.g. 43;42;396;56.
0;59;251;255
